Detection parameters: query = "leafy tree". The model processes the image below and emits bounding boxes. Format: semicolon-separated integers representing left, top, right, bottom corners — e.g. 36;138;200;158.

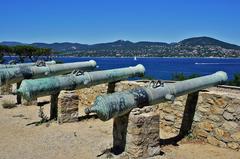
31;48;52;61
0;45;12;63
0;53;4;63
172;72;186;81
13;46;37;62
0;45;12;54
188;74;200;79
0;45;53;63
11;45;52;62
39;48;52;61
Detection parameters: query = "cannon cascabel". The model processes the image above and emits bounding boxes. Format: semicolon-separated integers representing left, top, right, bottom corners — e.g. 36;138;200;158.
17;64;145;101
0;60;96;86
85;71;228;121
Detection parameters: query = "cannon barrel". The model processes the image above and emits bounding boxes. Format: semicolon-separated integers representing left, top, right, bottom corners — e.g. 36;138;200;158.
85;71;228;121
0;60;56;69
0;60;96;86
17;64;145;100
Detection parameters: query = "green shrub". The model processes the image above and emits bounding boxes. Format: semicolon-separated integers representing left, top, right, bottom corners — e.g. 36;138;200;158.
172;73;199;81
228;74;240;86
55;60;64;64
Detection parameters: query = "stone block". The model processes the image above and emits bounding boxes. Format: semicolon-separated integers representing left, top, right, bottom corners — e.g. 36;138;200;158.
198;107;208;113
164;114;175;122
0;84;12;95
208;115;221;122
207;96;227;108
219;141;227;148
227;142;239;150
193;113;202;122
210;106;224;115
57;91;79;123
125;109;161;158
222;121;238;131
223;111;234;121
207;136;219;146
226;106;236;113
231;132;240;141
214;128;232;142
198;121;215;132
193;128;208;138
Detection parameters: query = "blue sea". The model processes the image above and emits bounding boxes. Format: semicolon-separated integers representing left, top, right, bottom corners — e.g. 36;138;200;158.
4;56;240;80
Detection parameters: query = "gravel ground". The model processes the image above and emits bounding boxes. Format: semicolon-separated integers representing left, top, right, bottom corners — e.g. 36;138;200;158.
0;94;239;159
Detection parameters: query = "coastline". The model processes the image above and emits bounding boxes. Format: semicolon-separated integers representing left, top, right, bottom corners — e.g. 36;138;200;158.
4;55;240;59
3;56;240;80
52;56;240;59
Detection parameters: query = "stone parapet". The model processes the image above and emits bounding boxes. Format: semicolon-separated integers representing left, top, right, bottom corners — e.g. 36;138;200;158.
159;91;240;151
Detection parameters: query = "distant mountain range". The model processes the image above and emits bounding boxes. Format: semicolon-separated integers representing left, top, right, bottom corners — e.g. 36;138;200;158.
1;36;240;57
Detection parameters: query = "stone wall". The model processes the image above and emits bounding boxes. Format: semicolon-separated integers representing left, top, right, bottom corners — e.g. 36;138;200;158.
194;92;240;150
159;90;240;151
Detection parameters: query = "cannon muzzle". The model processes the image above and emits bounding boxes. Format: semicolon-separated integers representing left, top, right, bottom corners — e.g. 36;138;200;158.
0;60;96;86
85;71;228;121
17;64;145;100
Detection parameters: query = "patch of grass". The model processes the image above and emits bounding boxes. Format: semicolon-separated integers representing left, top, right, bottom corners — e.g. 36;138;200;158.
2;99;16;109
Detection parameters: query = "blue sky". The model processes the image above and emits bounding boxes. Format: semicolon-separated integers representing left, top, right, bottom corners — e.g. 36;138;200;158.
0;0;239;45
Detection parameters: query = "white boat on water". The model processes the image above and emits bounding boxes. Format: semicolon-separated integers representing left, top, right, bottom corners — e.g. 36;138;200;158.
134;56;137;61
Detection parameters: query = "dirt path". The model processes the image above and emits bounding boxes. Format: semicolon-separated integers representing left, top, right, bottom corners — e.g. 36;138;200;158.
0;95;239;159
